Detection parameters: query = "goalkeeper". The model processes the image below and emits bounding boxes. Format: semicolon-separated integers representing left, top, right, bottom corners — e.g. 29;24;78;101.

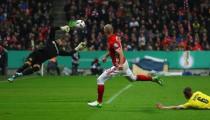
8;21;86;82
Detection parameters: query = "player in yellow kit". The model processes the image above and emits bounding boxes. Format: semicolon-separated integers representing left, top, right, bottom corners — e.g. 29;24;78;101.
156;87;210;109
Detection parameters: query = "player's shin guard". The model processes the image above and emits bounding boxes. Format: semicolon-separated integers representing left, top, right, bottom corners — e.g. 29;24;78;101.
97;84;104;103
136;75;152;81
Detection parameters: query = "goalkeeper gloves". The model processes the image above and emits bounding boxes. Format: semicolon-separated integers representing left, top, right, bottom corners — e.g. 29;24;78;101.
68;20;77;28
60;20;77;32
60;25;70;32
75;42;87;51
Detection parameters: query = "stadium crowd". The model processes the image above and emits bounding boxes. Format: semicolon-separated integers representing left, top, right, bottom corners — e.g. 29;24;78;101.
0;0;210;51
0;0;53;50
65;0;210;51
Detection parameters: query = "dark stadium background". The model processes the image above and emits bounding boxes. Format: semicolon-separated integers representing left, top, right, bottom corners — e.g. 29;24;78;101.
0;0;210;51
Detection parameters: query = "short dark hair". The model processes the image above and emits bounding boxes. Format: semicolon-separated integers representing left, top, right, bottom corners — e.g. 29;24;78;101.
183;87;192;99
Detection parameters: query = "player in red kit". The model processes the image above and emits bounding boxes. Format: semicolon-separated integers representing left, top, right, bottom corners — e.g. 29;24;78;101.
88;24;163;108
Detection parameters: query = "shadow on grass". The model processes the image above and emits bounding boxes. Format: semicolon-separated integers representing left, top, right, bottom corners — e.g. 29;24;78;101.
103;106;161;114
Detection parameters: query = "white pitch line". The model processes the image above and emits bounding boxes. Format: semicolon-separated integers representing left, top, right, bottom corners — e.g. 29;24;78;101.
106;84;132;104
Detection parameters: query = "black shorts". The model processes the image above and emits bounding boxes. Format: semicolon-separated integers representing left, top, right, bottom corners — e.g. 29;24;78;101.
26;49;51;66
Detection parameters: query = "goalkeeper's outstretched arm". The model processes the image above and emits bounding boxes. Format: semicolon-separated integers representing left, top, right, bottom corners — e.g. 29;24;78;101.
156;103;185;110
59;42;86;56
49;20;78;41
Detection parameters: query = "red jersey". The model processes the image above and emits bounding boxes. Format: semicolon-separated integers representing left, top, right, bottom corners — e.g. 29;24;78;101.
107;34;125;66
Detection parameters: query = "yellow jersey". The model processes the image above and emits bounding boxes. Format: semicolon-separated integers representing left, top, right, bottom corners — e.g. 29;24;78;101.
180;91;210;109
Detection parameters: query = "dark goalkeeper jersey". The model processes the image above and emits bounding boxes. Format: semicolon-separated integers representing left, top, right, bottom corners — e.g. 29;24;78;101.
40;26;75;59
26;26;76;65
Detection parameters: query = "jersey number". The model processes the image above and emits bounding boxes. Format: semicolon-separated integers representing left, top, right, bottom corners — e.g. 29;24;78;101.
197;97;209;104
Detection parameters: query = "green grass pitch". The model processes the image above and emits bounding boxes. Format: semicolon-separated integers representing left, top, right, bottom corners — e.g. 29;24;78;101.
0;76;210;120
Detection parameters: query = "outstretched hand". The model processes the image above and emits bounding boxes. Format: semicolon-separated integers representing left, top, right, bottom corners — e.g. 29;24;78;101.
60;25;70;33
75;42;87;51
156;103;164;109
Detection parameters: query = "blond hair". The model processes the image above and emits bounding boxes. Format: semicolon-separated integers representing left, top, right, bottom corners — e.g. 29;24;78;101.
104;24;113;35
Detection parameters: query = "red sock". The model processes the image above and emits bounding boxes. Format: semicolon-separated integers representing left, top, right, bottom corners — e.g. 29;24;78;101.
136;75;152;81
97;85;104;103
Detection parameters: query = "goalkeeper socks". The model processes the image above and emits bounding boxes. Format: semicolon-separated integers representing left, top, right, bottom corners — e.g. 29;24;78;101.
22;67;33;75
136;75;152;81
17;63;30;73
97;85;104;103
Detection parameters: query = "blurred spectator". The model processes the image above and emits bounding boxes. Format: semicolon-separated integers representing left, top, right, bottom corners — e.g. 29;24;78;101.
47;57;60;75
0;0;210;51
0;0;52;50
0;45;7;75
91;58;103;75
64;0;210;51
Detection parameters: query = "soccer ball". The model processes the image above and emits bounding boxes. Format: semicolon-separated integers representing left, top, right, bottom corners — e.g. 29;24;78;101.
75;20;86;28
